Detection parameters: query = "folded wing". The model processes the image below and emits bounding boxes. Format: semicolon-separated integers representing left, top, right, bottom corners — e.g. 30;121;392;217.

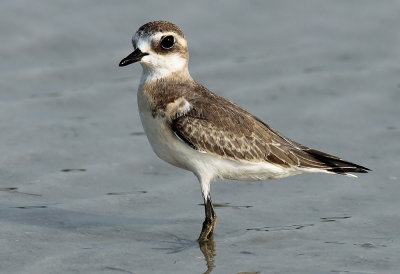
170;89;369;175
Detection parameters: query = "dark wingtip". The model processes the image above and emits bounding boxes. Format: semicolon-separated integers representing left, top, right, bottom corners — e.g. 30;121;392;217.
305;148;371;175
328;166;370;175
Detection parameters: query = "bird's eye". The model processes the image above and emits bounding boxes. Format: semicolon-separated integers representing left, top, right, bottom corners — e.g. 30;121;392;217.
160;35;175;49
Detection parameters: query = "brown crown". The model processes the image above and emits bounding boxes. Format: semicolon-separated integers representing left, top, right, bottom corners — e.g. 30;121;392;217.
136;21;184;37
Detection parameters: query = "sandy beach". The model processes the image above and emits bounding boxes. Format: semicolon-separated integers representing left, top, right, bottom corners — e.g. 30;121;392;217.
1;1;399;273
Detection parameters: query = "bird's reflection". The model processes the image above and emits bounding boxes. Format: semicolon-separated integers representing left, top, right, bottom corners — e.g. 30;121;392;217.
198;236;216;274
152;233;216;273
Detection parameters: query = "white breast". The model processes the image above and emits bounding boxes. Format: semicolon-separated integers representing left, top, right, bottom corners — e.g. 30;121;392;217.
137;88;191;170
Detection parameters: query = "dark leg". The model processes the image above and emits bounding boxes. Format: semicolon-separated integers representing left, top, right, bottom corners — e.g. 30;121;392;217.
198;195;217;243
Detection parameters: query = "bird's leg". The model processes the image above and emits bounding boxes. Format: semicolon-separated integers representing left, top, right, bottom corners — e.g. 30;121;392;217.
198;195;217;243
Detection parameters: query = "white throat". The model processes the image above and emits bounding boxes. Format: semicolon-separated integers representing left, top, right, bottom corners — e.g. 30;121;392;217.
139;57;190;83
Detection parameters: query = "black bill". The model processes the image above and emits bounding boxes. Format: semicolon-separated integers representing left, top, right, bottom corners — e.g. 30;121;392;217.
119;48;149;67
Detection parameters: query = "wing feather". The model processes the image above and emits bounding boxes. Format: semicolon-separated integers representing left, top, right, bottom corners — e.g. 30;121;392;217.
168;86;369;174
171;93;306;167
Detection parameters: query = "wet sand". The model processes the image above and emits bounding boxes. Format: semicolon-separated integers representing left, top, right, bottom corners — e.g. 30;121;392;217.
1;1;399;273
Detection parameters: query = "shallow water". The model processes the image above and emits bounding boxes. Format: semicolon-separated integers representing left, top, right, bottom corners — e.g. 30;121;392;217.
1;1;400;273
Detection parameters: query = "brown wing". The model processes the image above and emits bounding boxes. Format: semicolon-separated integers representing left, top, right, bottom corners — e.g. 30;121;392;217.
171;92;323;168
170;89;369;174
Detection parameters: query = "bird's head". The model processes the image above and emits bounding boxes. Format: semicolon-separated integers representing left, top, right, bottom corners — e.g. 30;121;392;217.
119;21;190;80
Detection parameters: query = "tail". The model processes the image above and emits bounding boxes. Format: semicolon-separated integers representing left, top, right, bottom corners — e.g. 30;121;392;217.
306;148;370;177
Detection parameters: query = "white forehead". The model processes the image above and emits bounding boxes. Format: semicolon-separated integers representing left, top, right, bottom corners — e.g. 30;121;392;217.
132;32;160;52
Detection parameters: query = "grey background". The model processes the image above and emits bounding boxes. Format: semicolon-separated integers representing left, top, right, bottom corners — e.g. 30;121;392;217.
1;1;399;273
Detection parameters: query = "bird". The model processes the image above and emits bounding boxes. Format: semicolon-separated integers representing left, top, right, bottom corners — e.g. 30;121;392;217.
119;21;370;243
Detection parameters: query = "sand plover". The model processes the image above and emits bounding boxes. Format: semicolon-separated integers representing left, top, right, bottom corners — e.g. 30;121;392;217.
119;21;369;242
